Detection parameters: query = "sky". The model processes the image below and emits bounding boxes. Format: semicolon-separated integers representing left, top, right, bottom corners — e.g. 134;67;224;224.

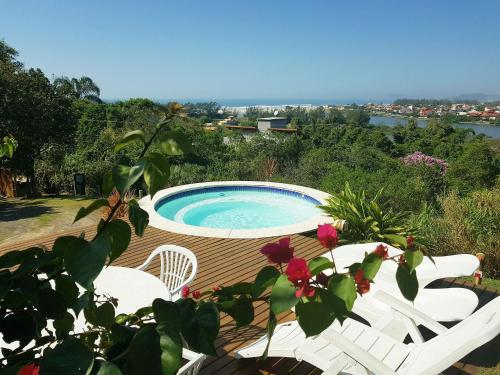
1;0;500;103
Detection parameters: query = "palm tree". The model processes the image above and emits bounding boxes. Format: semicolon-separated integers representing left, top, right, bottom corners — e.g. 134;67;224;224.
53;76;101;103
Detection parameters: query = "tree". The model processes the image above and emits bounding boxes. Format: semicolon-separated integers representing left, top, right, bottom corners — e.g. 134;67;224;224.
53;76;101;103
0;41;77;192
447;141;498;193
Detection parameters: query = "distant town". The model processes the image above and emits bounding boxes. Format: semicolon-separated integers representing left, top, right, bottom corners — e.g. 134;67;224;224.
222;100;500;125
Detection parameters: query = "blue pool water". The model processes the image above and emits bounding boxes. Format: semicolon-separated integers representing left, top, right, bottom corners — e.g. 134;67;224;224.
155;187;322;229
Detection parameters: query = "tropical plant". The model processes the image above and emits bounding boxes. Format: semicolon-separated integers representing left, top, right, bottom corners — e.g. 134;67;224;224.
0;105;428;375
320;183;421;248
53;76;101;103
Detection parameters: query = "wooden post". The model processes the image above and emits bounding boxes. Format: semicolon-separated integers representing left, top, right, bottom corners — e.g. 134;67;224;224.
474;253;485;285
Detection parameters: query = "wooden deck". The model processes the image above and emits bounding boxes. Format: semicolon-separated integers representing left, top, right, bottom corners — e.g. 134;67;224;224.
0;226;498;375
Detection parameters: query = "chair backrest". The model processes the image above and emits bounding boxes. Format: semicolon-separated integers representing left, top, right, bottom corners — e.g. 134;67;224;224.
137;245;197;296
398;296;500;375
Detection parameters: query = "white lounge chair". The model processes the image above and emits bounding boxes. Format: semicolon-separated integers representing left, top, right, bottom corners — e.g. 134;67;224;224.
136;245;197;301
322;243;479;324
328;242;479;288
236;292;500;375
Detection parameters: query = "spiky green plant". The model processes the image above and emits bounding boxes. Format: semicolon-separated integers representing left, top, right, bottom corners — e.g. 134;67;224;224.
320;183;420;248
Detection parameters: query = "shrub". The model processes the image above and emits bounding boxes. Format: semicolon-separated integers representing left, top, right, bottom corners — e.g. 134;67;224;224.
320;183;421;247
420;188;500;277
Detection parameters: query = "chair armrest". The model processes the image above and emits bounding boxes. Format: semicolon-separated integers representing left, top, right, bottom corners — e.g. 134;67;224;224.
321;328;396;375
373;290;448;334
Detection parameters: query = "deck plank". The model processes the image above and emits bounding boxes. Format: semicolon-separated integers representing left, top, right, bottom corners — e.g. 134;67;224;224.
0;226;497;375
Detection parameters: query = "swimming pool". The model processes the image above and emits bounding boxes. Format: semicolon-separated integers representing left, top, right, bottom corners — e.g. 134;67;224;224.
140;181;333;238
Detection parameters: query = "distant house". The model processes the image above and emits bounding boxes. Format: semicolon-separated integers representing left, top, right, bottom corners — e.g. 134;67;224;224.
223;125;258;144
257;117;289;132
419;108;433;117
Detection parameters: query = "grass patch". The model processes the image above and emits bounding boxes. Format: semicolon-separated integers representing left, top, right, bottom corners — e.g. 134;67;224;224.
460;276;500;290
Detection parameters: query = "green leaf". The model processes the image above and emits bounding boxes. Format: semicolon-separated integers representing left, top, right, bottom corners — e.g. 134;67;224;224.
128;200;149;236
64;235;110;290
253;266;280;297
396;264;419;302
0;270;12;301
152;299;181;332
0;247;43;268
102;171;114;195
96;361;123;375
218;296;254;327
156;323;182;375
52;236;80;257
53;312;75;335
37;288;67;320
181;302;220;356
157;131;193;155
295;300;334;337
218;282;254;296
383;234;408;248
95;302;116;329
325;274;357;322
112;160;145;196
270;274;299;315
126;324;162;374
404;249;424;273
55;274;79;307
360;253;383;280
39;338;94;375
74;199;109;223
262;310;277;360
308;257;334;276
114;130;146;152
105;219;131;264
0;311;36;346
144;153;170;198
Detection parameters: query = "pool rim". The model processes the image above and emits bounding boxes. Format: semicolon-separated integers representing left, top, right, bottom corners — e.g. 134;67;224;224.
139;181;333;239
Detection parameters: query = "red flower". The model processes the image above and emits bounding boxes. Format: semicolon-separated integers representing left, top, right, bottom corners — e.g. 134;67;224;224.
18;364;39;375
192;290;201;299
260;237;294;265
315;272;329;288
212;286;221;292
372;244;388;259
354;269;370;295
317;224;338;249
407;235;414;249
181;286;190;298
285;258;315;298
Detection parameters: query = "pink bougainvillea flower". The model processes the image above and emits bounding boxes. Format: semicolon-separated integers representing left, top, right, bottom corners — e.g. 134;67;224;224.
260;237;294;265
192;290;201;299
317;224;338;249
406;235;414;249
315;272;329;288
18;364;39;375
181;286;190;298
372;244;389;259
286;258;315;298
354;268;370;295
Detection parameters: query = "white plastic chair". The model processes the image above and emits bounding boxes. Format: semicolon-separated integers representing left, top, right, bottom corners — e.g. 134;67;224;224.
236;293;500;375
178;349;206;375
136;245;197;301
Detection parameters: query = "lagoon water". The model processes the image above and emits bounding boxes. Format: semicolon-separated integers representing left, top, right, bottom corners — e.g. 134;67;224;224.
369;116;500;139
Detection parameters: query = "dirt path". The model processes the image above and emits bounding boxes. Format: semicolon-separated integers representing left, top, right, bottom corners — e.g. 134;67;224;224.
0;197;103;246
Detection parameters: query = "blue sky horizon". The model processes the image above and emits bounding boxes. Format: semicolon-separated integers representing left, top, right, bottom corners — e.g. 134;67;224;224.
2;0;500;102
